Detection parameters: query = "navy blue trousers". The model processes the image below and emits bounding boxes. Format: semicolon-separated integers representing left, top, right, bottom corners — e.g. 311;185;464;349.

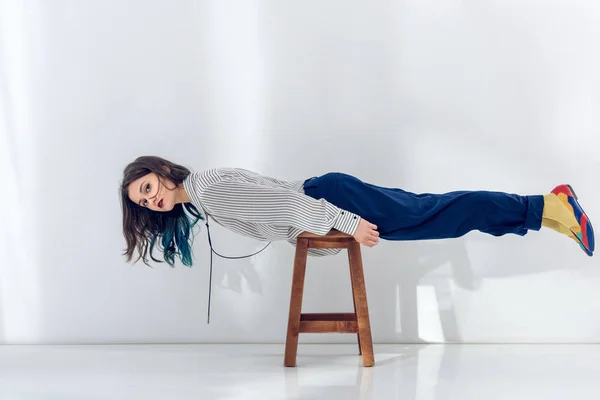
303;172;544;240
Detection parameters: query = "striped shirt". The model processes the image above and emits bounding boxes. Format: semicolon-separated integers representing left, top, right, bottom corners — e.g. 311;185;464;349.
182;168;362;256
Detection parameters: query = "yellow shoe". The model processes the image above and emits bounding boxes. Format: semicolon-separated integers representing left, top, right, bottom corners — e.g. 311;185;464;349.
548;184;594;256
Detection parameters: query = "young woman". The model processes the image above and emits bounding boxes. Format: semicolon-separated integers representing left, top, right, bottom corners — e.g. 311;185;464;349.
121;155;594;322
120;155;594;269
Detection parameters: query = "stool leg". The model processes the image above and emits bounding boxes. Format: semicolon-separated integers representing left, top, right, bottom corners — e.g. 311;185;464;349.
348;242;374;367
349;263;362;356
284;238;309;367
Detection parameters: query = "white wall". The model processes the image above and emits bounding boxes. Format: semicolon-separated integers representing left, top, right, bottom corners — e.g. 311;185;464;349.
1;0;599;345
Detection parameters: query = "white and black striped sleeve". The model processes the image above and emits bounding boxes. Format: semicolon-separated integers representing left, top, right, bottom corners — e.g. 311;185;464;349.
200;180;361;236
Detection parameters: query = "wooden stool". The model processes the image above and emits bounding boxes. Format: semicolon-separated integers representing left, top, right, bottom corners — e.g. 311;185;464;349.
284;229;374;367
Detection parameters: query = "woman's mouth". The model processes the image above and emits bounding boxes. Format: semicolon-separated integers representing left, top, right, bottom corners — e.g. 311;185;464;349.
158;199;164;208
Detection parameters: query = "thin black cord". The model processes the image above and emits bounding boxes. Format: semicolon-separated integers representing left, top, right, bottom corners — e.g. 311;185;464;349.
207;237;213;324
204;215;271;324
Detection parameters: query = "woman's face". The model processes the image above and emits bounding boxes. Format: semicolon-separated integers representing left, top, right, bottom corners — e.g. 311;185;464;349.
127;172;177;212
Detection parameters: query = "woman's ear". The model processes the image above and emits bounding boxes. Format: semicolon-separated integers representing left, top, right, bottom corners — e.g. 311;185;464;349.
159;166;177;190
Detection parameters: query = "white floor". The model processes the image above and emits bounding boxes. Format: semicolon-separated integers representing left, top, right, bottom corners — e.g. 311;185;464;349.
1;343;599;399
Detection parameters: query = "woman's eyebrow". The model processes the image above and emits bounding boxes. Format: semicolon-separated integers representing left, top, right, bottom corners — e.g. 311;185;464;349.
138;181;145;205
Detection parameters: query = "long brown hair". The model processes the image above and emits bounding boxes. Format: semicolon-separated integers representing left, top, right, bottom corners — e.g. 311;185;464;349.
119;156;203;267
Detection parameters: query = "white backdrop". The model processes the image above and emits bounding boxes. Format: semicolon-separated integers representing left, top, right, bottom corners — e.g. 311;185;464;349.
1;0;599;345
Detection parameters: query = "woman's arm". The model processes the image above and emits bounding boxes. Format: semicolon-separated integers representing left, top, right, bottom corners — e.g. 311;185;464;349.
200;180;361;236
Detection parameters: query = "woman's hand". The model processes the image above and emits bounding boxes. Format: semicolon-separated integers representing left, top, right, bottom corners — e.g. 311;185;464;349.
353;218;379;247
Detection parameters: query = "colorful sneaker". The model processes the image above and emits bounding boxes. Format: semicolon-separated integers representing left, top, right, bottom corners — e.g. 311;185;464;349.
551;184;594;256
568;233;593;256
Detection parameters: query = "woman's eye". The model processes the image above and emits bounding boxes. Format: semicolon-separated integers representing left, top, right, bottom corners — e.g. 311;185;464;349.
143;199;148;207
145;184;151;193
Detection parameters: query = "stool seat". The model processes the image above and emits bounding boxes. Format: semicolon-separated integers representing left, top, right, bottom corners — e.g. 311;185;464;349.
284;229;374;367
297;230;354;240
